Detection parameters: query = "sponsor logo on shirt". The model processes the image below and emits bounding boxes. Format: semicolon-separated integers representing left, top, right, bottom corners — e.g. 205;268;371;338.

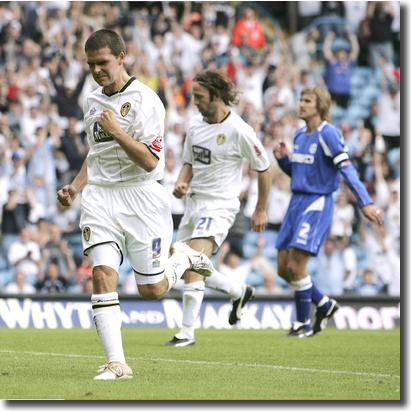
192;145;211;165
291;153;315;164
93;122;114;143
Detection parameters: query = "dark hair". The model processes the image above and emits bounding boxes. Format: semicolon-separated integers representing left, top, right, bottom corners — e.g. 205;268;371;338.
85;29;126;57
193;69;239;106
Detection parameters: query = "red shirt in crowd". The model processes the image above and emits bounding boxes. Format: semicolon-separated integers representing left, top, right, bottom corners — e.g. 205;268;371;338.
231;18;265;49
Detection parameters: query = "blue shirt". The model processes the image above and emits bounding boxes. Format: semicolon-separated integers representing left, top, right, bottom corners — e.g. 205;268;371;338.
277;121;373;208
325;60;354;95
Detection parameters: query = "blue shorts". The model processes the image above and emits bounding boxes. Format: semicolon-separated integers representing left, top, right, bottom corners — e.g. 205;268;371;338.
276;193;334;256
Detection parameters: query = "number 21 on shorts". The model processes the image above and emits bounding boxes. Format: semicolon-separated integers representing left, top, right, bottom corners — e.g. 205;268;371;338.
195;217;213;234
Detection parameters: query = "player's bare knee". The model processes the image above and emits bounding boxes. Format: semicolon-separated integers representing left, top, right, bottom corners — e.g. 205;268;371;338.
184;270;204;283
277;260;288;280
285;260;300;281
92;265;118;293
138;284;165;300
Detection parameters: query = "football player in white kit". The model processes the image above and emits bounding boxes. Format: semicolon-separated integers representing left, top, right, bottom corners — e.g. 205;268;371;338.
165;70;272;347
57;29;214;380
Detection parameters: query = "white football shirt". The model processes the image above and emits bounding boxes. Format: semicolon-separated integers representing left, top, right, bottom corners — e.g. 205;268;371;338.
83;77;165;186
183;111;270;200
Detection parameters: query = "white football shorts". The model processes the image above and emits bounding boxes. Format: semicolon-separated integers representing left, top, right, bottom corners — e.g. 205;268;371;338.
79;180;173;284
176;193;240;254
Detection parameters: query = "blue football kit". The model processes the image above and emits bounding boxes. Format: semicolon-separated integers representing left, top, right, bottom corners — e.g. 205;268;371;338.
275;121;374;331
276;121;373;256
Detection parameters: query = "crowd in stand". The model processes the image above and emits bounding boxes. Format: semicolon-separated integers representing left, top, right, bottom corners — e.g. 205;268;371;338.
0;1;400;297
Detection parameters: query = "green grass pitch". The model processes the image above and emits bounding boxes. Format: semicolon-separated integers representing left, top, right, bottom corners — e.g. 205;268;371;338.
0;327;400;400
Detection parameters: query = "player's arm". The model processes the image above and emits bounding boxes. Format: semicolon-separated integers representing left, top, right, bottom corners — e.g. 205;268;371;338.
173;163;193;198
98;109;159;172
273;140;292;177
57;158;88;207
335;156;384;225
321;125;383;225
251;166;272;232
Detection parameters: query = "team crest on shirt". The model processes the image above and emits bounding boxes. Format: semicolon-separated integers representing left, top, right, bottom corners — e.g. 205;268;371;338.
309;143;318;154
83;226;91;242
89;107;96;116
216;134;226;145
120;102;131;117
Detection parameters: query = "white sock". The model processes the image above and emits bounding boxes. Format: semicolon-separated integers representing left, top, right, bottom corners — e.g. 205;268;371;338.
175;281;205;340
205;269;243;299
318;295;330;307
290;275;313;291
91;292;126;365
164;252;191;292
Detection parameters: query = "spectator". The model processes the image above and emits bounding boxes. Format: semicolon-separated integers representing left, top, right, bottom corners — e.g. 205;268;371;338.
334;235;358;293
49;61;87;120
42;223;76;285
36;258;68;294
26;126;58;222
361;222;400;295
367;1;395;68
330;191;355;238
231;6;265;51
266;170;291;232
356;19;372;68
7;226;42;285
76;254;92;286
80;276;93;294
58;116;88;179
356;268;381;296
311;239;345;296
377;74;400;152
1;189;27;258
161;148;185;231
343;1;368;33
322;30;359;109
4;270;36;294
296;1;321;31
216;240;278;295
352;126;374;183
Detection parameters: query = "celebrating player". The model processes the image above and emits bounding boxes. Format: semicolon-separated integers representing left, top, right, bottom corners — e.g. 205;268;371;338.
273;86;384;337
57;29;214;380
165;69;272;347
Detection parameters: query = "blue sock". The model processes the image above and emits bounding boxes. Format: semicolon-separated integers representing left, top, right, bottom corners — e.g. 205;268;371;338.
311;281;332;313
291;276;313;325
294;288;312;324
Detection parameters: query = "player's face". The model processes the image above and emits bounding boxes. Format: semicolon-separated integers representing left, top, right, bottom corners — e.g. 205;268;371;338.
192;83;217;119
298;93;319;121
86;47;124;87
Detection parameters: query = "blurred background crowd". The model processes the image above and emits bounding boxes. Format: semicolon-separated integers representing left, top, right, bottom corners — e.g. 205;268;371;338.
0;1;400;297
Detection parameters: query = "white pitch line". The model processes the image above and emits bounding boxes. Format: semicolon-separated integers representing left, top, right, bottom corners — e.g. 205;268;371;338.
0;349;400;380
